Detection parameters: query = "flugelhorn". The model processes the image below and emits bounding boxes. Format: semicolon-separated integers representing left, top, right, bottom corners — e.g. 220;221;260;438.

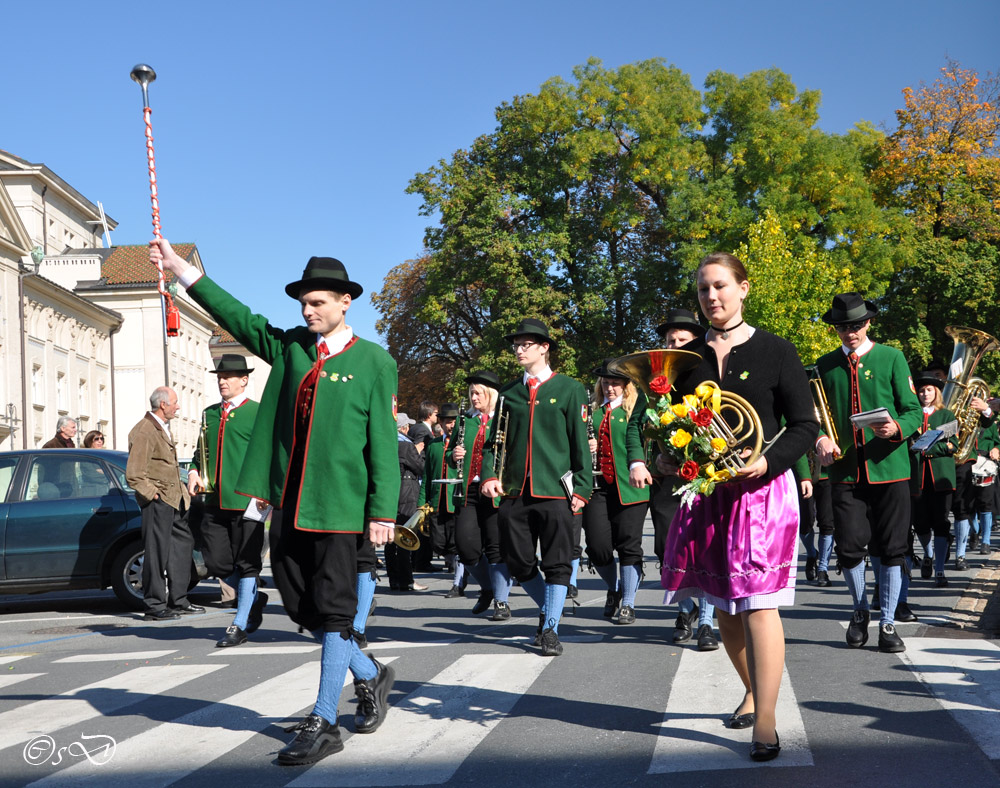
490;395;510;488
807;366;839;460
942;326;1000;462
393;504;432;551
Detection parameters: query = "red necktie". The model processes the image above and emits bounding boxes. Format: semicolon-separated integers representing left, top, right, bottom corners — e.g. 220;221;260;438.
527;377;541;400
318;340;331;360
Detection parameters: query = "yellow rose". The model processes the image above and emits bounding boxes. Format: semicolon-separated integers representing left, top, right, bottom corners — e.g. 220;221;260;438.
659;411;675;426
710;437;727;453
671;429;692;448
671;403;689;418
695;383;715;401
683;394;700;410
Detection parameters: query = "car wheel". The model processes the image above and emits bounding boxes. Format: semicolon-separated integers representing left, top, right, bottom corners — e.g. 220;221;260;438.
110;541;145;610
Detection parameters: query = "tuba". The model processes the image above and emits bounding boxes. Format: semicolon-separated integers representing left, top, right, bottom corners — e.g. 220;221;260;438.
942;326;999;463
608;349;765;477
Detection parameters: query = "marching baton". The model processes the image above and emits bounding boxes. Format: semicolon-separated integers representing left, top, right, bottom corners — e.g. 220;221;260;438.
130;63;181;338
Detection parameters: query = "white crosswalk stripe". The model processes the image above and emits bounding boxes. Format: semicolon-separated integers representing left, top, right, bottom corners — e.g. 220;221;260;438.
649;646;812;772
54;651;177;663
0;672;44;690
288;653;550;787
0;663;224;752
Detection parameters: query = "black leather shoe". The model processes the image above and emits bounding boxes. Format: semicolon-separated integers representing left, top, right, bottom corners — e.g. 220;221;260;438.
616;605;636;625
968;532;979;552
444;584;466;598
533;613;545;646
956;557;969;571
471;590;493;615
878;622;906;653
846;608;870;648
278;714;343;765
935;573;948;588
894;600;918;623
671;610;694;643
815;570;832;587
567;584;579;599
920;557;933;579
170;603;205;615
696;624;719;651
805;556;817;582
539;627;563;656
603;589;622;618
871;585;881;611
246;591;269;634
354;657;395;733
749;732;780;762
143;609;180;621
728;707;756;729
490;600;511;621
980;543;991;555
216;624;248;648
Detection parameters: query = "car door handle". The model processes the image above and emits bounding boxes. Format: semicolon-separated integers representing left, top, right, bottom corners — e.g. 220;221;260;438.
93;507;113;515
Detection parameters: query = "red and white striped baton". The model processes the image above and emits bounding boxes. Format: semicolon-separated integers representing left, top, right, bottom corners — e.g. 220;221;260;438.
131;63;180;337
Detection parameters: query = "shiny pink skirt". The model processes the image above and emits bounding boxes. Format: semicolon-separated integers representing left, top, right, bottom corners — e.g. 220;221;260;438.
661;470;798;608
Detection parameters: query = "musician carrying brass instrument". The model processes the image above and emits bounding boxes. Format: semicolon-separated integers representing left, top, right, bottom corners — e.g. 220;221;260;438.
814;293;922;655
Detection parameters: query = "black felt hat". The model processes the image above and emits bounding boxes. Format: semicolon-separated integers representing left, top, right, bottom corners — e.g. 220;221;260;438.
591;358;629;378
655;308;706;338
503;318;557;347
821;292;878;325
913;374;944;391
209;353;254;375
284;256;364;300
465;370;502;389
439;402;461;419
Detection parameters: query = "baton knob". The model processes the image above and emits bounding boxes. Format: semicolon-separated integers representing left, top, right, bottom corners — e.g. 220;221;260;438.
130;64;157;108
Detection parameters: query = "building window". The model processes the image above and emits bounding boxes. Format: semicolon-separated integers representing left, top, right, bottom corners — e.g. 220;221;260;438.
32;366;43;405
57;372;66;412
98;385;106;421
78;379;87;417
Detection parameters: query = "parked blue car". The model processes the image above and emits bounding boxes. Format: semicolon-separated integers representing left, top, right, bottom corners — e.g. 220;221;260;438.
0;448;201;610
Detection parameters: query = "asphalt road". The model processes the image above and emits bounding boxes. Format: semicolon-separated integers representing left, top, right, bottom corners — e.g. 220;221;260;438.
0;523;998;788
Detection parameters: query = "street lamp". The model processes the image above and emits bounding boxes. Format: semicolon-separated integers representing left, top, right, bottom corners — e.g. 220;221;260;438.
18;248;43;448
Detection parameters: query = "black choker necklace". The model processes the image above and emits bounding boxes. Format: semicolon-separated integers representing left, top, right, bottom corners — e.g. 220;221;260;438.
712;318;744;340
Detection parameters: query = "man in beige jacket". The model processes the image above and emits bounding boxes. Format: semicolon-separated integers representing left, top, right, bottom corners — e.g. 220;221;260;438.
126;386;200;620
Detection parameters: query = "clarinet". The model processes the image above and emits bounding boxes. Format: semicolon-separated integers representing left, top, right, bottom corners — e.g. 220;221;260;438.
452;398;468;503
587;403;600;490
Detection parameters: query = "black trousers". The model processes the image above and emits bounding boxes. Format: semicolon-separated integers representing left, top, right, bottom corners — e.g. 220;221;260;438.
140;498;193;613
499;494;575;585
432;510;458;557
953;462;994;520
200;505;265;579
455;483;502;566
582;481;648;567
814;477;834;536
385;510;415;588
269;507;361;634
649;478;679;566
832;479;910;568
913;484;953;540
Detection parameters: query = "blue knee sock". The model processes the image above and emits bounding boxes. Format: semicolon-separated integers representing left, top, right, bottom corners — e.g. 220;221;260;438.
313;632;353;723
880;564;902;627
678;597;695;615
353;571;377;635
489;563;513;604
594;560;618;593
981;511;993;547
520;573;546;609
818;534;834;572
801;530;817;558
232;576;257;630
934;536;948;575
543;583;568;632
971;514;980;536
348;636;377;681
956;519;970;557
842;562;868;610
620;564;640;608
569;558;580;586
698;598;715;628
467;555;492;591
453;561;466;587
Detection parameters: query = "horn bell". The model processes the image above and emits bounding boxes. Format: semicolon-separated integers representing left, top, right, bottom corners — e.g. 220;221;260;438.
607;349;702;398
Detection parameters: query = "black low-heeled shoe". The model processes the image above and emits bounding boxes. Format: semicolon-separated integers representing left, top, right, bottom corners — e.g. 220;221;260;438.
728;708;756;729
749;732;780;762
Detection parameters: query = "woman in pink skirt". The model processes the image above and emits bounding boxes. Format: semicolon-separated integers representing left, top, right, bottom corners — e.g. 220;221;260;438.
657;252;818;762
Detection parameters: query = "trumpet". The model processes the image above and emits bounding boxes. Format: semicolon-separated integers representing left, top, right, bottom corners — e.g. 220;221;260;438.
195;410;213;494
807;366;840;460
392;504;432;551
490;395;510;488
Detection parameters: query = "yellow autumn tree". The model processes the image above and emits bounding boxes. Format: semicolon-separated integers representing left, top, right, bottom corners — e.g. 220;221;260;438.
738;209;854;365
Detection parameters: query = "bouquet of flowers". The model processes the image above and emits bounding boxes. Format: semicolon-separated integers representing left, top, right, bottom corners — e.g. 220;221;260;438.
645;376;734;506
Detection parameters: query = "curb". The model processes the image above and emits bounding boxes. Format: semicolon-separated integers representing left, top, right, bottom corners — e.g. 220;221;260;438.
952;558;1000;635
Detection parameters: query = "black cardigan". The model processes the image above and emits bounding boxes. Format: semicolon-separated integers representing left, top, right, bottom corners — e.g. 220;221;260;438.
672;330;818;479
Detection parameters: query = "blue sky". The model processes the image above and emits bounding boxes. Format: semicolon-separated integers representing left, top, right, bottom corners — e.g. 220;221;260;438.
4;1;997;345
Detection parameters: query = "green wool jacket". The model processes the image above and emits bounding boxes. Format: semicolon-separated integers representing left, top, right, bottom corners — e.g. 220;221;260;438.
191;399;260;511
910;407;958;492
445;412;501;507
481;373;592;501
418;435;456;514
594;393;650;506
187;275;400;532
815;343;922;484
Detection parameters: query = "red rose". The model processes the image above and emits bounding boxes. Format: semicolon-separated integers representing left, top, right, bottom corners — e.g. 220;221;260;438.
692;408;714;427
650;376;672;395
679;460;700;481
